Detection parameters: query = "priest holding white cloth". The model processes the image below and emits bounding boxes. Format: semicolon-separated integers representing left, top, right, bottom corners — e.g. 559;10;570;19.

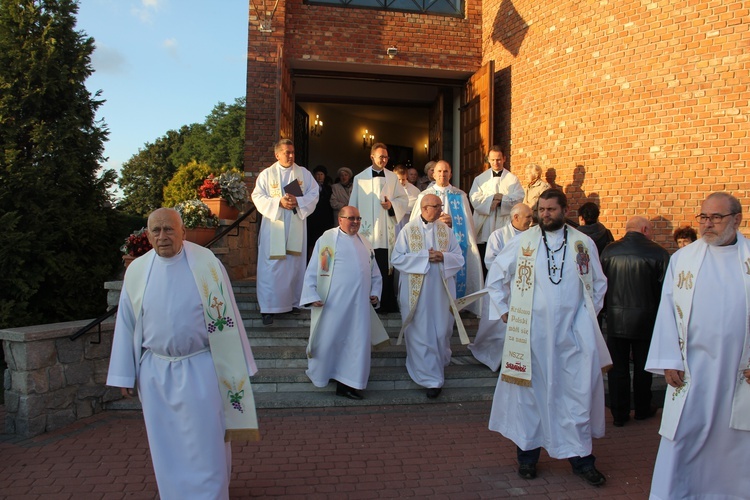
646;192;750;500
252;139;319;325
392;194;464;399
486;189;610;486
107;208;258;499
301;206;384;400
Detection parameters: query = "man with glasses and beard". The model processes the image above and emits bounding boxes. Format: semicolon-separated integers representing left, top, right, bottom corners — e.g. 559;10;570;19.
646;192;750;499
485;189;611;486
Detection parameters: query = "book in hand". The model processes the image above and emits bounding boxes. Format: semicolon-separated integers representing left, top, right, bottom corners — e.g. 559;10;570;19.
283;179;303;213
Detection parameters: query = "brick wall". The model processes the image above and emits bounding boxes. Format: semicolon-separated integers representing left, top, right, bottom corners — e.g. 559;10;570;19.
483;0;749;248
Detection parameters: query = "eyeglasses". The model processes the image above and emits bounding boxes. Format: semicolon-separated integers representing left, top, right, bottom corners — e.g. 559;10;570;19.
373;155;389;160
422;204;443;209
695;213;739;224
340;216;362;222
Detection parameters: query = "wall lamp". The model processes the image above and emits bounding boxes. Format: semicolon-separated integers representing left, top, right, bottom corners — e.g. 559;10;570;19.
362;129;374;150
311;114;323;137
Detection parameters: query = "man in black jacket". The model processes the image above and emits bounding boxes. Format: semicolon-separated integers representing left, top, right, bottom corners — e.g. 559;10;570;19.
600;216;669;427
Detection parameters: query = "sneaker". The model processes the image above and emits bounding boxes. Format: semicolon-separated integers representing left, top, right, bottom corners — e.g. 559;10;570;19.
575;466;606;486
518;463;537;480
261;314;273;325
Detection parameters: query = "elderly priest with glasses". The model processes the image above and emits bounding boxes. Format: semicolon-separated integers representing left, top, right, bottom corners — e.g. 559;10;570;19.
301;206;386;400
646;192;750;499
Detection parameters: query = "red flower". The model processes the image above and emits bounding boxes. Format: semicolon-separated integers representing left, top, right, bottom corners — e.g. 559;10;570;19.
198;175;222;199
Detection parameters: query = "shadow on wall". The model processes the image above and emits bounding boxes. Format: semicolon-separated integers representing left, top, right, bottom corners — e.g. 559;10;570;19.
564;164;600;218
491;0;530;57
494;66;513;170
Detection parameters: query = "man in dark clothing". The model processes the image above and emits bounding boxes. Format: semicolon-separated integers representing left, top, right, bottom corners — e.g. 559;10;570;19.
600;216;669;427
577;202;614;255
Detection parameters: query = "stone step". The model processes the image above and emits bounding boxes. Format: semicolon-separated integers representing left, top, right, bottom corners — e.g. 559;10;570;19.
245;326;478;346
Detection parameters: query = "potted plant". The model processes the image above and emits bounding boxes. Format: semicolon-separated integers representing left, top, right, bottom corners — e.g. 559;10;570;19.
198;171;248;219
120;227;153;268
175;199;219;246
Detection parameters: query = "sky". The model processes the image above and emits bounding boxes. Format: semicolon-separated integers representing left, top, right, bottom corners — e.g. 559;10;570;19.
76;0;249;183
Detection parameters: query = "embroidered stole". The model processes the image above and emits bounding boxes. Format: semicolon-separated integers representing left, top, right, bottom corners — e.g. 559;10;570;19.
499;226;611;387
306;229;390;358
660;235;750;440
396;221;472;346
268;162;304;259
125;244;259;442
356;173;398;272
427;187;470;298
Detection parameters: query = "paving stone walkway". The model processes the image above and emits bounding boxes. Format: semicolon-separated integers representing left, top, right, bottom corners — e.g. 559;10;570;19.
0;401;660;499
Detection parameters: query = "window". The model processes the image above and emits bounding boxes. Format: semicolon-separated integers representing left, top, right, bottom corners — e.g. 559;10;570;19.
306;0;463;17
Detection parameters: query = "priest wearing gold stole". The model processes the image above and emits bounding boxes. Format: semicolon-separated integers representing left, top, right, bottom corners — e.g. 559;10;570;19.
107;208;258;499
252;139;319;325
486;189;610;486
301;206;385;400
646;192;750;500
392;194;465;399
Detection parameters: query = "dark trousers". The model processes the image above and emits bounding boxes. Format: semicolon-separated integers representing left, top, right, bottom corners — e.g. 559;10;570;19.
477;242;489;278
517;447;595;472
374;248;399;314
607;336;653;419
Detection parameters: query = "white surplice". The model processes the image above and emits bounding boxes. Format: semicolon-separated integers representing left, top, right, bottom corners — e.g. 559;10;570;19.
409;185;484;316
469;222;523;370
301;228;383;390
251;162;319;313
391;219;464;388
646;243;750;500
469;168;525;244
486;226;607;458
107;248;257;500
349;167;408;250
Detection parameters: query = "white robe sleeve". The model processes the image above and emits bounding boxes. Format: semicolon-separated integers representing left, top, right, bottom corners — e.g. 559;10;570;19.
300;237;324;307
497;175;526;217
486;235;520;320
107;286;138;389
293;168;320;220
485;229;505;268
469;173;495;216
646;259;685;375
391;227;430;275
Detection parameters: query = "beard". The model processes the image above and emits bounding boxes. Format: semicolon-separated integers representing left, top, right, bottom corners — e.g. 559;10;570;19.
702;222;737;247
540;215;565;231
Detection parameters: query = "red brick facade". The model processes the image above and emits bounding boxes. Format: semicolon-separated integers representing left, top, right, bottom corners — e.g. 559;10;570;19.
246;0;748;259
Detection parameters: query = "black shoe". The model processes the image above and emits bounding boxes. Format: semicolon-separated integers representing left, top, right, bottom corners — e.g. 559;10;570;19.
336;383;363;400
291;307;301;315
575;466;606;486
426;388;442;399
518;463;537;480
261;314;273;325
634;407;658;420
612;415;630;427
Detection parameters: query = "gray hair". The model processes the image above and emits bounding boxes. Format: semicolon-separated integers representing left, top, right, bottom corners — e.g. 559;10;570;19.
526;163;543;176
705;192;742;215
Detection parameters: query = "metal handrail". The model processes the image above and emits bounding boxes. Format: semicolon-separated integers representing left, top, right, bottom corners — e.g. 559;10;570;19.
69;203;258;341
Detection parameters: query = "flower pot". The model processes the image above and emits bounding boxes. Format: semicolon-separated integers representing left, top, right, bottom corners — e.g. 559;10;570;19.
185;227;217;246
202;197;239;220
122;254;136;269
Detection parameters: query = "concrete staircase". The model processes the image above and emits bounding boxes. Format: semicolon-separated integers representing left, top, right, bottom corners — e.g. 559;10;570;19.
107;279;498;411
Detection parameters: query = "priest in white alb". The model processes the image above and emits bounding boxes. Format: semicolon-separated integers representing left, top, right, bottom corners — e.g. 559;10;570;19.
410;160;484;316
468;145;525;271
301;206;385;400
392;194;464;399
251;139;319;325
107;208;258;499
486;189;610;486
349;142;408;313
469;202;533;370
646;192;750;500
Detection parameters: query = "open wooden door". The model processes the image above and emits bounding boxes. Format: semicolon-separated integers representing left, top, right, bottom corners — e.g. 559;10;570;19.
460;61;494;193
428;91;444;164
277;46;294;140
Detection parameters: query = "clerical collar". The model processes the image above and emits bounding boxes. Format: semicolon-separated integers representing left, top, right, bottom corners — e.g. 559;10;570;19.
371;167;385;177
420;216;432;225
492;169;503;177
154;245;186;264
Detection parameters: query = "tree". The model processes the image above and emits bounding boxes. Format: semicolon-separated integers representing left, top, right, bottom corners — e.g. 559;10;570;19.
119;98;246;214
162;160;214;207
0;0;119;327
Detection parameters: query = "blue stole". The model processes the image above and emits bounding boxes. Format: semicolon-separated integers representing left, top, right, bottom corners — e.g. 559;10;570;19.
446;190;468;297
